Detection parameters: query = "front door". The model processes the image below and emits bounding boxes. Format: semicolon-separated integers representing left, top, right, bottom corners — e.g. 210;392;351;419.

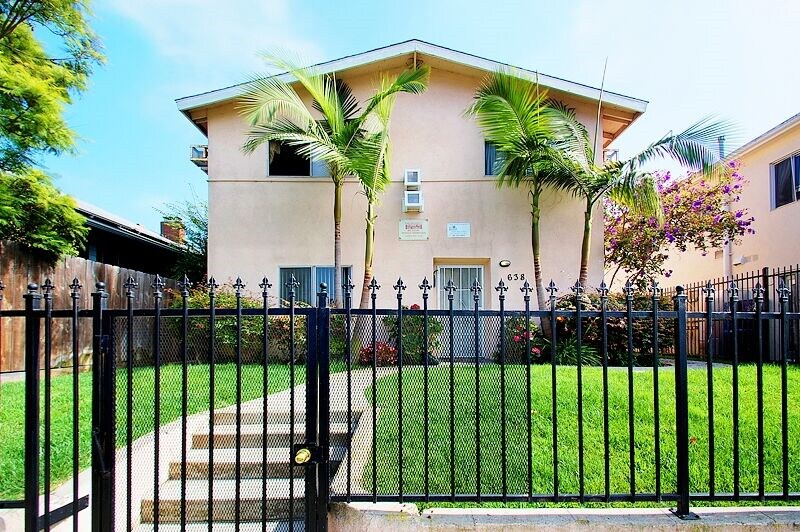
437;265;485;359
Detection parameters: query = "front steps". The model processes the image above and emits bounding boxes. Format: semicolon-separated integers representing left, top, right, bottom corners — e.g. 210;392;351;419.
138;407;355;529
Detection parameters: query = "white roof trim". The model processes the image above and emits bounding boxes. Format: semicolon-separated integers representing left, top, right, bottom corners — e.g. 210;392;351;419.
175;39;648;117
727;112;800;159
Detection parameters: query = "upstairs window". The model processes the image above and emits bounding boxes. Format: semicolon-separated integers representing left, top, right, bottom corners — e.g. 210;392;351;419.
268;141;330;177
772;153;800;208
484;141;507;176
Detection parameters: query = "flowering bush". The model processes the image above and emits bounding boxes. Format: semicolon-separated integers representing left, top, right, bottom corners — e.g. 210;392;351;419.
605;161;754;288
383;304;444;364
494;316;546;363
166;285;307;364
358;341;398;366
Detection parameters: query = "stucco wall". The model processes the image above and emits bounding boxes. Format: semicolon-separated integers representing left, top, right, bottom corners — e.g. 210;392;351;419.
661;121;800;286
205;65;605;308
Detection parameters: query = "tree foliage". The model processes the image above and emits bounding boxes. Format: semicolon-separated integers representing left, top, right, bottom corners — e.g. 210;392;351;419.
605;161;754;287
0;0;103;171
0;169;87;261
158;191;208;282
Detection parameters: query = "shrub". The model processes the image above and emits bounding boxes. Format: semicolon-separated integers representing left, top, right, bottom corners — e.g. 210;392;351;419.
358;341;398;366
165;285;307;364
554;291;674;366
546;337;601;366
494;315;547;364
383;304;444;364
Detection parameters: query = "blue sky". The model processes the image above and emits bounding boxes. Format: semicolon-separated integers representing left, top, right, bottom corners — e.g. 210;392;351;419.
42;0;800;232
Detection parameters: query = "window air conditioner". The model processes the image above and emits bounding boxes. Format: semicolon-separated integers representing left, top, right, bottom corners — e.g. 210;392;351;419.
404;169;421;189
403;190;424;212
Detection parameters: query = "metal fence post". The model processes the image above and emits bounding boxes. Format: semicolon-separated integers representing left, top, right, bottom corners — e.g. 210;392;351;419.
24;283;41;532
91;282;114;531
317;283;330;532
672;286;697;519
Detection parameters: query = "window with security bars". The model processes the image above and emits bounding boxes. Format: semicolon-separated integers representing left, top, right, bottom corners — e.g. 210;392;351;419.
772;153;800;208
279;266;351;306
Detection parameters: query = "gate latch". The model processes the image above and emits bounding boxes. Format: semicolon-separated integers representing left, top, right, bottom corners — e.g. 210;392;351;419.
292;442;322;466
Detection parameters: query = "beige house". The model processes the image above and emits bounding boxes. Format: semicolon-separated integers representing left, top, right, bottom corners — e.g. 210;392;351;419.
176;40;647;308
663;113;800;284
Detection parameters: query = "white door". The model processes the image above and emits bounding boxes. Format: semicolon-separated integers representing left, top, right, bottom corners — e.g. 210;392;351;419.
437;265;484;359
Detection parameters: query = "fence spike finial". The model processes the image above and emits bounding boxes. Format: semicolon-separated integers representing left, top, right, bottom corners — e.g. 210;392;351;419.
495;279;508;298
649;279;661;298
179;274;191;296
753;282;765;302
727;280;739;300
470;279;482;301
259;276;272;296
343;275;355;296
368;277;380;296
520;279;532;298
546;280;558;298
623;280;634;298
42;278;54;298
777;278;790;300
122;276;136;298
393;277;406;296
571;280;583;296
444;279;457;300
233;277;245;296
702;280;715;298
208;276;219;296
597;280;609;299
151;274;165;297
419;277;431;297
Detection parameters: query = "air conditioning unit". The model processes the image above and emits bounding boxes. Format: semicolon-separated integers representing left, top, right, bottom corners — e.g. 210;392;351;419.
404;169;421;189
403;190;424;212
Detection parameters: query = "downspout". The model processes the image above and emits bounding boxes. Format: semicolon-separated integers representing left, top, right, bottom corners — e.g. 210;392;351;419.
720;136;734;278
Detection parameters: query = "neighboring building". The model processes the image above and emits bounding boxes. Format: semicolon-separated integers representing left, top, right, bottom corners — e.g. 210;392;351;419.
663;113;800;284
76;200;183;276
176;40;647;308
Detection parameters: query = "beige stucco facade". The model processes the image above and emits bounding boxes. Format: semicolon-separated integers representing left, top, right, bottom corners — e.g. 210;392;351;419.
179;42;646;308
662;115;800;285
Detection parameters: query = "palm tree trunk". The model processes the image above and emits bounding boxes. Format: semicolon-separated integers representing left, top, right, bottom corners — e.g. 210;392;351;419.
530;188;551;338
578;201;593;288
359;201;376;309
333;179;343;306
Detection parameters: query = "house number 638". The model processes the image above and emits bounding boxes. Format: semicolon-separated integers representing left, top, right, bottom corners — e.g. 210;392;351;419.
506;273;526;281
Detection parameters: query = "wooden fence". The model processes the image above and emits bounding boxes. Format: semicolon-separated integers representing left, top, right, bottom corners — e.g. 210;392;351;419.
0;240;178;373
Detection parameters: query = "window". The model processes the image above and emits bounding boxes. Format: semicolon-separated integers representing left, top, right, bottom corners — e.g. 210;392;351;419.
772;153;800;208
268;141;330;177
484;141;507;176
279;266;351;306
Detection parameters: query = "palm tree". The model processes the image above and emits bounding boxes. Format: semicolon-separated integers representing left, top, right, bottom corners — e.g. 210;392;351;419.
466;70;567;327
546;103;731;287
239;54;428;306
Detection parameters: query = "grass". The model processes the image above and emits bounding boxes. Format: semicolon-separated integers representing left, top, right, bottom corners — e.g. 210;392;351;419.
366;364;800;501
0;363;309;500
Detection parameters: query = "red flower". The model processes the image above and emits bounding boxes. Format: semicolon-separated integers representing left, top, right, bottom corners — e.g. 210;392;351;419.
410;303;420;310
532;347;541;355
513;335;521;342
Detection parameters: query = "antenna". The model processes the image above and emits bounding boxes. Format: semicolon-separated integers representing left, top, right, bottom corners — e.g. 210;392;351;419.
593;57;608;159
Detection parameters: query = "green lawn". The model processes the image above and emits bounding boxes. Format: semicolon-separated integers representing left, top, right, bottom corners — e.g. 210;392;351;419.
367;364;800;499
0;363;308;500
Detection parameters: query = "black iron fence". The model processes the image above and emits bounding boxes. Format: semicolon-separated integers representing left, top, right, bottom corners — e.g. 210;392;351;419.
1;273;798;532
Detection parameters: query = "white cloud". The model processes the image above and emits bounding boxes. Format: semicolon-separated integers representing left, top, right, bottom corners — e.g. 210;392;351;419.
108;0;322;86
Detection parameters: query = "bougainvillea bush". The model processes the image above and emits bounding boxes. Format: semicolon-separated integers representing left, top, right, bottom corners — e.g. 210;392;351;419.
605;161;754;288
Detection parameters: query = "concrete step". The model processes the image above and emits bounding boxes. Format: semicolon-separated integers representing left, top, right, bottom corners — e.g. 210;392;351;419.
140;479;305;523
214;410;355;426
169;447;346;480
135;520;304;531
192;423;351;449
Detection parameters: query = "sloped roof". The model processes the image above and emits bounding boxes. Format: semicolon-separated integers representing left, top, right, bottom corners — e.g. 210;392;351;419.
176;39;648;122
727;112;800;159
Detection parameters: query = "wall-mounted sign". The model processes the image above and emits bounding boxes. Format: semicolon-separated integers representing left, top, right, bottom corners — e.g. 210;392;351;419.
447;222;471;238
399;219;429;240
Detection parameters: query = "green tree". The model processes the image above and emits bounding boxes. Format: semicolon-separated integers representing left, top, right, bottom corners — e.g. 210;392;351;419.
0;0;103;171
239;54;428;306
547;107;732;287
466;71;567;326
158;190;208;282
0;169;87;261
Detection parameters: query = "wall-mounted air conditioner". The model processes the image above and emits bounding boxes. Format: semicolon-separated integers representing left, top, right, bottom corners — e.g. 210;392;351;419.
404;169;421;189
403;190;424;212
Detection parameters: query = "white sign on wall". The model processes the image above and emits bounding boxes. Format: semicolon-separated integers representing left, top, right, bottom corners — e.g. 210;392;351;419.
446;222;471;238
399;219;429;240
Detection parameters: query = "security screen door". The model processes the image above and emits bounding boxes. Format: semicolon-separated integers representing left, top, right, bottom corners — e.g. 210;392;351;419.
437;265;485;359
